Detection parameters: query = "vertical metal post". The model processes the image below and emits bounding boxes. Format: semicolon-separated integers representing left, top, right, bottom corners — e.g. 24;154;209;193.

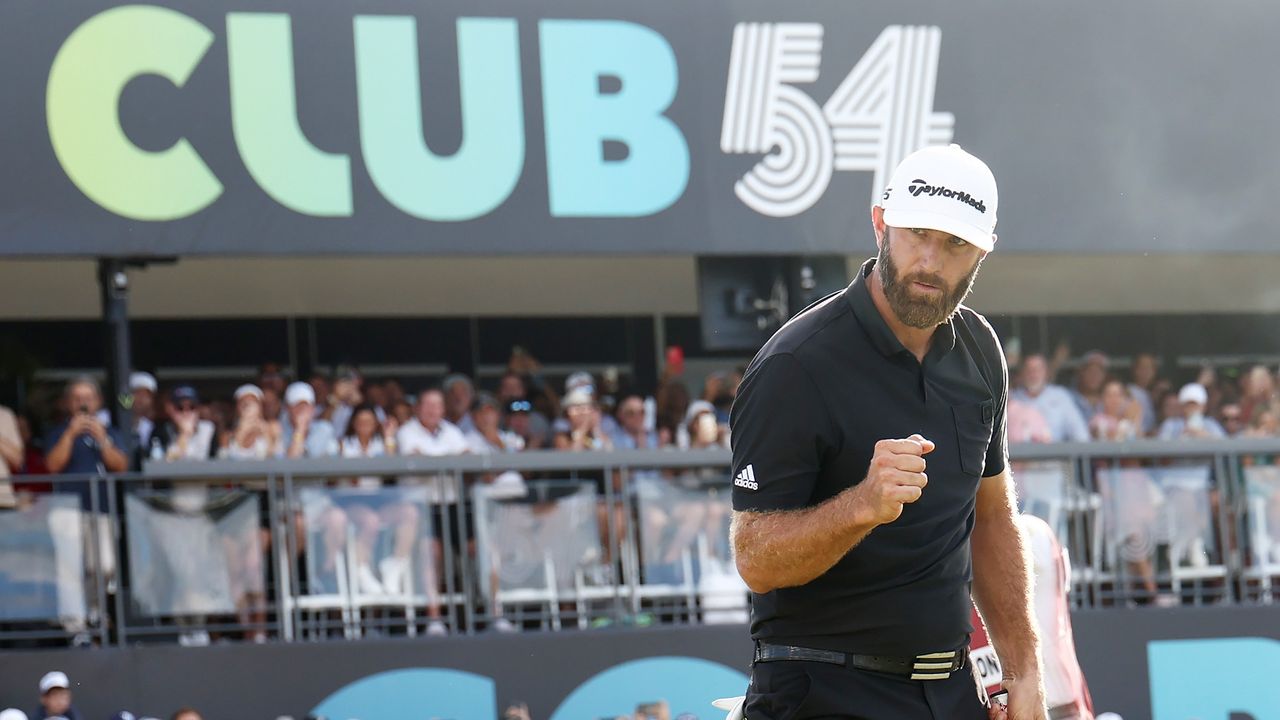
97;259;135;464
109;476;127;647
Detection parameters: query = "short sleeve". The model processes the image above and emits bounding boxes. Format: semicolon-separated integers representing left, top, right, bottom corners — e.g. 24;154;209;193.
729;353;836;512
983;342;1009;478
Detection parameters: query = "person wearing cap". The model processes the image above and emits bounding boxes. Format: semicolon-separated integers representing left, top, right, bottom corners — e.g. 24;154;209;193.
127;372;159;462
280;382;339;458
32;671;81;720
465;393;524;454
220;384;283;459
728;145;1046;719
157;386;216;462
1157;383;1226;440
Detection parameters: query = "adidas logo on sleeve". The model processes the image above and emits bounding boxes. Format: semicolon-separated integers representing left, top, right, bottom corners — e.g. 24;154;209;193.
734;464;759;491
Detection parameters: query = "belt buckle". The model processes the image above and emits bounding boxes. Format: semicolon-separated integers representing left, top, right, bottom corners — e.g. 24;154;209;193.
910;649;957;681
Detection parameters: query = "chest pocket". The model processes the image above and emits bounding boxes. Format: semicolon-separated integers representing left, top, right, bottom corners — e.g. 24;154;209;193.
952;400;995;477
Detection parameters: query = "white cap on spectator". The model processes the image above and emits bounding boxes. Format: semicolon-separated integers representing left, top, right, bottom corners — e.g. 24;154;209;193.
684;400;716;425
285;381;316;407
128;372;157;393
1178;383;1208;406
563;388;594;408
39;671;69;694
565;371;595;394
1;709;30;720
234;384;264;402
878;144;998;251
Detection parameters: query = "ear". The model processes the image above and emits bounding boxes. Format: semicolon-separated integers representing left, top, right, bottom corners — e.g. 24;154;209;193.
871;206;887;249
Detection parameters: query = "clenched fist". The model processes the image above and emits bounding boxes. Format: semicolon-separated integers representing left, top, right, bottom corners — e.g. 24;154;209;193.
853;434;935;526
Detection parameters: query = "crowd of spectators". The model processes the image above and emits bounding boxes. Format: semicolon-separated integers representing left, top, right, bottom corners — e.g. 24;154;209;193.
0;345;1279;490
1006;346;1280;445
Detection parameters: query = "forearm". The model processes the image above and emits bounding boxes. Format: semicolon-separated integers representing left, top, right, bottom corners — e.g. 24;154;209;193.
101;442;129;472
732;488;876;593
972;475;1041;679
45;435;75;473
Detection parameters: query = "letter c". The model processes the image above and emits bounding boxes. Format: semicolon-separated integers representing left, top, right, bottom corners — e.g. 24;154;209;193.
47;5;222;221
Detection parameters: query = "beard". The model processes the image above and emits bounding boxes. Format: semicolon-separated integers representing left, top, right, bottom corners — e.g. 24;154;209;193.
876;235;982;329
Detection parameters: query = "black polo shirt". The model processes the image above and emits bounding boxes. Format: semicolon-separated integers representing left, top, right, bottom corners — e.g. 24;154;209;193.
729;258;1008;656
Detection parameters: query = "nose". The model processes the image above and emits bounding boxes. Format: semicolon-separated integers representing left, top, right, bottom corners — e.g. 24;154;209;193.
915;236;944;274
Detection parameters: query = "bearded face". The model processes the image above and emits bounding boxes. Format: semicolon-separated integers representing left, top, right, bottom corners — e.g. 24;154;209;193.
876;229;983;329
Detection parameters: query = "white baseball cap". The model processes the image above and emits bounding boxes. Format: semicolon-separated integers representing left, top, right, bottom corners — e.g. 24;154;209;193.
284;381;316;407
38;671;69;694
1178;382;1209;406
1;709;30;720
233;384;264;402
128;372;158;393
878;144;999;251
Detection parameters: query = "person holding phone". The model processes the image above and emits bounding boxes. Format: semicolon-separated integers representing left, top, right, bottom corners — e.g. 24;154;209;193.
728;146;1046;719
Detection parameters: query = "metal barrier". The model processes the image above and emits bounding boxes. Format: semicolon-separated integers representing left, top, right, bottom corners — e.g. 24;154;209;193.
2;440;1278;647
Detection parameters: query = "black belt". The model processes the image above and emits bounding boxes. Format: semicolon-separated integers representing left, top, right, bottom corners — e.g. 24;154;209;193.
753;642;968;680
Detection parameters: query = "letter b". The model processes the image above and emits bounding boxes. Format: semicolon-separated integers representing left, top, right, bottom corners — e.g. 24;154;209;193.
540;20;689;217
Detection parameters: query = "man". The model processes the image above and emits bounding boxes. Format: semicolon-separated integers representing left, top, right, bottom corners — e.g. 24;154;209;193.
612;391;661;450
44;377;129;480
1013;356;1091;443
32;671;81;720
442;373;477;434
1069;352;1109;424
1157;383;1226;440
128;372;159;464
396;387;469;635
280;382;338;458
171;708;203;720
728;145;1046;719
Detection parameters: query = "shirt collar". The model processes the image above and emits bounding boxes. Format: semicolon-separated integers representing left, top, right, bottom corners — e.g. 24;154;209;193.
845;257;957;361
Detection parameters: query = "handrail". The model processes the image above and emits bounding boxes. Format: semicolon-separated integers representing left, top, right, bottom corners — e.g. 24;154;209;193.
133;438;1280;480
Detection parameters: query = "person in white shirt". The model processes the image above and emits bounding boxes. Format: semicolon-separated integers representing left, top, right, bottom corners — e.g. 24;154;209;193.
335;403;416;596
161;386;216;461
1013;354;1091;443
129;372;158;461
395;387;469;635
220;385;283;460
465;393;524;454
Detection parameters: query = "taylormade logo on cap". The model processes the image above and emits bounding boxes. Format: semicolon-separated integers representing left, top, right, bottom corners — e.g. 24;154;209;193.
879;144;999;252
906;179;988;214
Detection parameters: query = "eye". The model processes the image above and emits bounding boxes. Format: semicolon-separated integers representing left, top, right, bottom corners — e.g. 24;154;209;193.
948;236;968;247
909;227;927;235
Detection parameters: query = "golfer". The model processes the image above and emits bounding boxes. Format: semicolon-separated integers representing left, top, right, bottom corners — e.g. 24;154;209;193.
728;145;1047;719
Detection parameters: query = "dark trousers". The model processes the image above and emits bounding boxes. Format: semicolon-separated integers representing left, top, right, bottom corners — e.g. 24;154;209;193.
745;658;990;720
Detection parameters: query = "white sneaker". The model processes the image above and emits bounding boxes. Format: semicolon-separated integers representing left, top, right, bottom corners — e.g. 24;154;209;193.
492;617;517;633
426;620;448;637
357;564;385;595
178;630;211;647
379;557;409;595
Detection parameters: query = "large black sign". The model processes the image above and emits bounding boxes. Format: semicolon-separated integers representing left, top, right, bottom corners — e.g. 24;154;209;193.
2;607;1280;718
0;0;1276;257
